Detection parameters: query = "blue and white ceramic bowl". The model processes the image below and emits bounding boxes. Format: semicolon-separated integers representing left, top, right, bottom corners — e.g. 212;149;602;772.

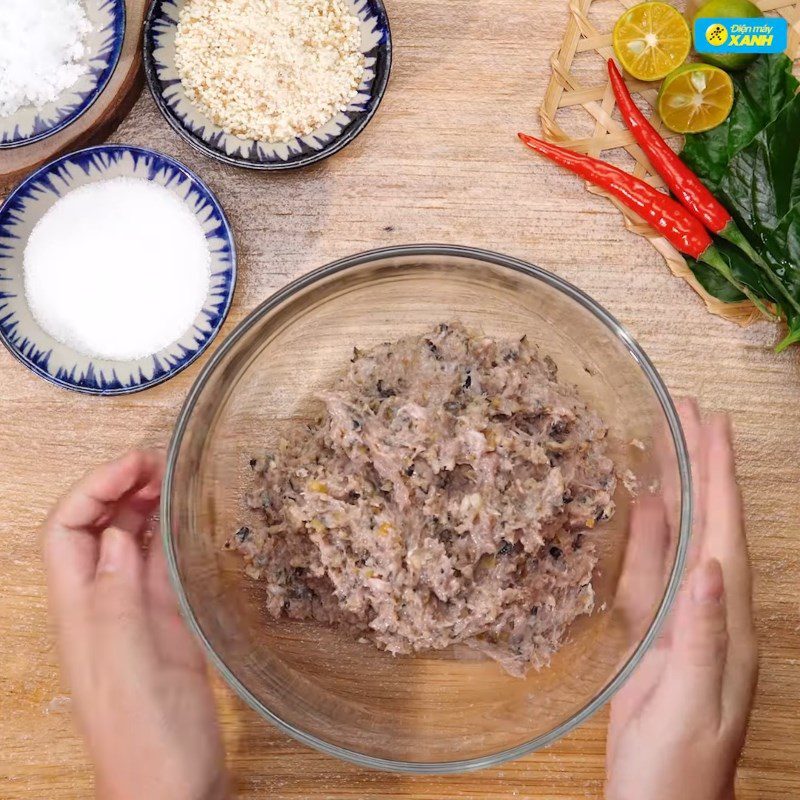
143;0;392;170
0;0;125;149
0;145;236;395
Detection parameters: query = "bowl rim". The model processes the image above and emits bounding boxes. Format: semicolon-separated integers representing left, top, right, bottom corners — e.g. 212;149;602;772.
162;243;691;773
0;0;126;150
142;0;393;171
0;143;237;396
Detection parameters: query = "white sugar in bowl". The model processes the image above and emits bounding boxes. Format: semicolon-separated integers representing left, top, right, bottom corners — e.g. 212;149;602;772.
0;145;236;395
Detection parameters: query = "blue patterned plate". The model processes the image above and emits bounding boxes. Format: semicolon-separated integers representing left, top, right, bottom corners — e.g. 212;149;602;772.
143;0;392;170
0;145;236;395
0;0;125;149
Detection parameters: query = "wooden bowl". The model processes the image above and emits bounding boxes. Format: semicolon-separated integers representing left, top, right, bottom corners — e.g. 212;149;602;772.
0;0;148;192
0;0;125;149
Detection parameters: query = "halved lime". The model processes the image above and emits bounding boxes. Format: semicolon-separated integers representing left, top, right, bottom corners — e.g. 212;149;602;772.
657;62;734;133
613;2;692;81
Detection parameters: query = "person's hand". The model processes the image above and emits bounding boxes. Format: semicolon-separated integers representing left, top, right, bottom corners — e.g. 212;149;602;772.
606;401;758;800
42;451;227;800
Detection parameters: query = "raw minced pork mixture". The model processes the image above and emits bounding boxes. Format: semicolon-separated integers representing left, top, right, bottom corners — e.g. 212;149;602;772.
228;322;617;676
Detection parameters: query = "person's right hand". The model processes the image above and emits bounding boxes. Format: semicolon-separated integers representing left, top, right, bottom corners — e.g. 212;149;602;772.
606;402;758;800
606;401;758;800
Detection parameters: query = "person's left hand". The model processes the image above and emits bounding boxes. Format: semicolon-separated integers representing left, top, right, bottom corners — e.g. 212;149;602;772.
42;450;228;800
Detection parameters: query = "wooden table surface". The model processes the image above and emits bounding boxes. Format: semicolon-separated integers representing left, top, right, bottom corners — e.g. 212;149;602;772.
2;1;798;797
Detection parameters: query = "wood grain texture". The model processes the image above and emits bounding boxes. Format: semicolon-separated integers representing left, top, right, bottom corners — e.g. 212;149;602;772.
1;1;798;797
0;0;147;190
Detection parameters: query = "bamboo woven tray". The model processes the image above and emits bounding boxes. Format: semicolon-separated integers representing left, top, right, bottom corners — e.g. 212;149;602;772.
542;0;800;325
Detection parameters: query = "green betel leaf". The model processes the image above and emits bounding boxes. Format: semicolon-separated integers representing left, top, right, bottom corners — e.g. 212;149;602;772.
678;53;800;350
689;261;747;302
777;312;800;352
681;54;799;192
719;95;800;291
688;237;781;304
764;210;800;297
719;96;800;230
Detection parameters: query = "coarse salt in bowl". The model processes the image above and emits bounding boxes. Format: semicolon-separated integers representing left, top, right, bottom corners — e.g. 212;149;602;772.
0;145;236;395
0;0;125;148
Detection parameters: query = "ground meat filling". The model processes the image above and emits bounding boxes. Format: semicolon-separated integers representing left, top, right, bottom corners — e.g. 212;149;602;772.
229;322;616;676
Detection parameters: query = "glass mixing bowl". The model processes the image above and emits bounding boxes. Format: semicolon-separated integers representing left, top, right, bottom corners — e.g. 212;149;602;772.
163;244;691;773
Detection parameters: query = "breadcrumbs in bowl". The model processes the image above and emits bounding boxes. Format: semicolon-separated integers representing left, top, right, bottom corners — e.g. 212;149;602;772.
144;0;392;169
175;0;366;143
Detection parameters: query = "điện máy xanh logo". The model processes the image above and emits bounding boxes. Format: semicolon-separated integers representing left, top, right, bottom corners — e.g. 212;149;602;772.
694;16;788;53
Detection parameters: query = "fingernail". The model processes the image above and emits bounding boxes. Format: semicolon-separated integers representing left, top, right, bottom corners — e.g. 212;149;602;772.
692;559;724;605
97;528;126;574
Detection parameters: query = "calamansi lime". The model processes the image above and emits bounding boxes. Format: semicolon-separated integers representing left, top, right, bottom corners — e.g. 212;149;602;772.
693;0;763;71
657;62;734;133
613;2;692;81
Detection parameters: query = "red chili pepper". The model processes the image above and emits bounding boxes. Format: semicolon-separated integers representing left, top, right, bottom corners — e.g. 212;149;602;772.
517;132;775;317
517;132;711;258
607;59;732;235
